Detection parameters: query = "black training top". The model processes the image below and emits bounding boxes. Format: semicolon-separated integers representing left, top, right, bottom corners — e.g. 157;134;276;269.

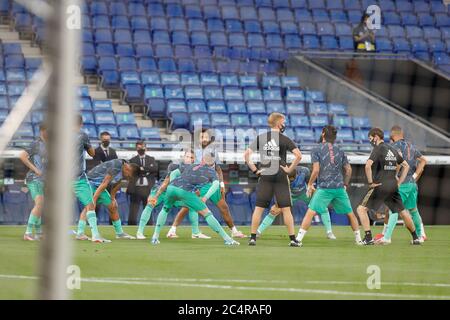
368;142;404;185
249;130;297;175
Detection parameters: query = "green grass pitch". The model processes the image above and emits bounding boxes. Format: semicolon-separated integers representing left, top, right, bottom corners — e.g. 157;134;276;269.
0;225;449;300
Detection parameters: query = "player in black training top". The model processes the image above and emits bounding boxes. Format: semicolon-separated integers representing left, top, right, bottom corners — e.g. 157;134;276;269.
244;112;302;247
356;128;421;245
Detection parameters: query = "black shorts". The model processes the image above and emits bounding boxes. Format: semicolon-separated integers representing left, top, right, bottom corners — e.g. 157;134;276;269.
255;169;291;209
359;183;405;214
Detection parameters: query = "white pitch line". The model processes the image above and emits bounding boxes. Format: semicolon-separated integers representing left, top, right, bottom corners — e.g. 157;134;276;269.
306;280;450;288
1;274;450;299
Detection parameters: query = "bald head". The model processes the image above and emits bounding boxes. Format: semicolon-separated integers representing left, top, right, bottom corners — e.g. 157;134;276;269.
390;125;404;142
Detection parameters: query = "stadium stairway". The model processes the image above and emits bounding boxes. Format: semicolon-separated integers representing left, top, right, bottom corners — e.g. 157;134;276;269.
0;19;172;144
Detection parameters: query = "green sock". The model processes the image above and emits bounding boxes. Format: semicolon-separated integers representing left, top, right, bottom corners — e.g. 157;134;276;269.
138;205;153;234
152;207;169;239
384;211;398;241
257;213;277;234
112;219;124;235
86;211;100;238
321;211;333;233
26;214;38;234
35;217;42;234
204;212;232;242
410;208;423;238
77;219;87;236
189;209;200;234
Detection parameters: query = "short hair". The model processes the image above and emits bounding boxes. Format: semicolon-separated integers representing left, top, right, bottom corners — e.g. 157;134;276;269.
268;112;285;128
390;125;403;136
135;140;145;147
128;163;141;178
39;123;47;131
77;114;83;125
368;127;384;140
100;131;111;138
322;125;337;143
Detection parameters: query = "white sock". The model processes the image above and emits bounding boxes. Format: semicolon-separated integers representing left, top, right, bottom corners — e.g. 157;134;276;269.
231;226;238;233
421;223;426;236
169;226;177;233
297;228;307;242
354;230;362;242
382;223;388;235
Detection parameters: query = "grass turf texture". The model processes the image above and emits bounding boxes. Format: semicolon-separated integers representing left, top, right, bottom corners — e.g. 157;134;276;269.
0;225;449;300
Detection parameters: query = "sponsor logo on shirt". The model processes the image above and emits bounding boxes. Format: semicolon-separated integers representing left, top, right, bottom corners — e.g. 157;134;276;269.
263;139;280;151
385;150;397;162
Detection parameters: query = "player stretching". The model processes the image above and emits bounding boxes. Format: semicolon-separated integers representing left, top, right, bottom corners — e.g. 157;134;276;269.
244;112;302;247
166;129;246;239
256;166;337;240
375;125;427;244
356;128;421;245
150;153;240;246
295;126;362;245
73;115;107;243
136;149;209;240
21;123;47;241
77;159;139;239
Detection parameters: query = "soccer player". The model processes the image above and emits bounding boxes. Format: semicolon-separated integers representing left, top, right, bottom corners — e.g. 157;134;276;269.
244;112;302;247
375;125;427;244
77;159;139;239
256;166;337;240
136;149;209;240
356;128;421;245
166;129;246;239
295;126;362;245
20;123;47;241
73;114;108;243
149;153;240;246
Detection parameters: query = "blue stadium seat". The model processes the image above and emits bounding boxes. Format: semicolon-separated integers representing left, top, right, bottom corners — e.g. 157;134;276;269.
227;101;247;114
321;36;339;49
427;39;446;52
83;124;98;139
181;73;200;86
224;87;243;101
200;73;220;86
245;20;262;33
133;30;152;44
161;73;181;86
244;88;263;101
295;9;313;22
169;18;187;31
144;85;164;100
231;113;251;127
165;86;184;100
140;127;161;141
310;115;329;127
354;129;370;143
220;74;239;87
167;100;187;116
263;89;283;101
333;115;352;128
316;22;335;36
225;186;252;225
153;30;171;45
286;102;306;114
184;85;203;100
309;102;328;114
116;113;136;126
204;86;224;101
384;11;401;25
250;114;268;127
266;101;286;114
262;21;280;34
81;111;95;125
211;113;231;127
405;26;423;39
335;23;352;37
141;72;160;86
118;125;140;140
312;9;329;22
123;84;143;104
131;17;149;31
146;99;166;118
286;89;305;101
376;37;393;52
285;34;302;49
295;127;315;142
98;125;119;139
187;100;207;113
393;38;411;53
336;128;354;142
281;76;300;88
352;117;371;129
92;99;113;112
190;112;211;130
120;71;140;85
423;27;441;39
328;103;348;115
290;114;310;127
246;101;266;114
95;111;116;125
303;35;320;50
138;57;157;72
197;59;216;73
